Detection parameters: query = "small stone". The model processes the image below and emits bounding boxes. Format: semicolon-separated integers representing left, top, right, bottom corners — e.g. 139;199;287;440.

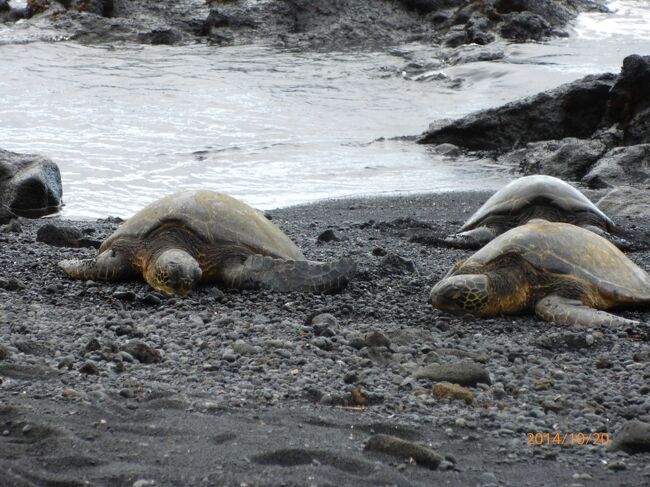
121;340;161;364
317;229;341;243
595;356;613;369
607;461;626;471
585;334;595;346
380;253;417;274
610;420;650;454
58;356;75;370
364;331;390;348
534;378;553;391
113;290;137;301
364;434;442;469
1;219;22;233
232;340;259;355
142;293;162;306
351;385;368;406
79;361;99;375
412;361;491;386
372;247;387;256
0;344;11;360
343;371;358;384
311;313;338;328
21;424;32;434
82;338;101;354
133;480;156;487
36;224;82;247
432;382;474;404
0;277;25;291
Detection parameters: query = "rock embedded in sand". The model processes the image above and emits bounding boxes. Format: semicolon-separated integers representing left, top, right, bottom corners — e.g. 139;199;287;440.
0;148;62;219
317;229;340;243
121;340;161;364
364;433;442;469
380;253;417;275
79;361;99;375
597;185;650;218
412;361;491;386
610;420;650;454
36;224;82;248
432;382;474;404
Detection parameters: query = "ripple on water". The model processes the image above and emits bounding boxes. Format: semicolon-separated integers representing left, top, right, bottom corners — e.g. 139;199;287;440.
0;0;648;218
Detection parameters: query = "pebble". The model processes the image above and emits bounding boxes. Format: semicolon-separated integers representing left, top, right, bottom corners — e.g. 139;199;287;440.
79;361;99;375
412;361;491;386
36;224;81;247
610;419;650;453
133;480;156;487
379;253;417;274
317;229;341;243
113;290;137;301
364;331;390;348
142;293;162;306
0;344;11;360
432;382;474;404
121;340;161;364
232;340;259;355
364;434;442;469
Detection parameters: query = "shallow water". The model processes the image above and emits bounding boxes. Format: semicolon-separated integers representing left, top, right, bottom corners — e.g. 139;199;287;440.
0;0;649;219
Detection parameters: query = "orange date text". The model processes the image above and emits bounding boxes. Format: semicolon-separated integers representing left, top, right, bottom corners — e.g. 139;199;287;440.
526;432;609;447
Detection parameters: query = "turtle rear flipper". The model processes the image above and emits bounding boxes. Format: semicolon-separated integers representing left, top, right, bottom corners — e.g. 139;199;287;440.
222;255;356;293
59;249;136;281
444;226;497;249
535;294;639;327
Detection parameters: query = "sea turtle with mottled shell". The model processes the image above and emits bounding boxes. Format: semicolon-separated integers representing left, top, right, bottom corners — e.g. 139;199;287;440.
431;220;650;327
59;190;355;295
445;175;624;249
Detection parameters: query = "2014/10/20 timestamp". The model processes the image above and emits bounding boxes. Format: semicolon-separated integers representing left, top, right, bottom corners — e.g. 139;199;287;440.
526;432;609;446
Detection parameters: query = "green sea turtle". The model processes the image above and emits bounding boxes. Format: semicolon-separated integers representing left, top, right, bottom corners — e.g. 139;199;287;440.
59;190;355;295
431;220;650;326
445;175;622;249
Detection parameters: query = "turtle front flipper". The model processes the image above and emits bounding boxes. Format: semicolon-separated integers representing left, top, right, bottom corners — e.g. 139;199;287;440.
59;249;136;282
444;226;497;249
535;294;639;327
222;255;356;293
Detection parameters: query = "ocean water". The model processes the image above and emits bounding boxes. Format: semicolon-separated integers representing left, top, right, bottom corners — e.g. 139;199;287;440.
0;0;649;219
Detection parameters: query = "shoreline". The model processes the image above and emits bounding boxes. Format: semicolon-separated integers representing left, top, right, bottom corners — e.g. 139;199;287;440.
2;191;649;486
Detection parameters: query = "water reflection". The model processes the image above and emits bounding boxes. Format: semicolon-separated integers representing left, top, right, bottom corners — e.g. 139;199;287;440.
0;1;648;219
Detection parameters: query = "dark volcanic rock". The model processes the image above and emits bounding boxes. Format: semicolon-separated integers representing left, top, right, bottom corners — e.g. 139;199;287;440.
583;144;650;188
412;361;491;386
610;420;650;454
0;148;62;220
418;73;615;151
500;138;607;179
36;224;82;248
597;185;650;218
419;54;650;192
603;54;650;144
3;0;607;48
365;434;442;469
121;340;161;364
500;11;554;41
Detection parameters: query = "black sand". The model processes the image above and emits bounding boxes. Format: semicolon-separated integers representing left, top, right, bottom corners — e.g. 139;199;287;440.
1;191;650;486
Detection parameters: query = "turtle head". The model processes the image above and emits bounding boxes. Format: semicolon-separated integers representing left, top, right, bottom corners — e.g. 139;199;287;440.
430;274;491;315
145;249;202;296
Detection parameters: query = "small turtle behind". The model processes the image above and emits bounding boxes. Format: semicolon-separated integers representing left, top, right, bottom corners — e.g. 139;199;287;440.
431;220;650;327
59;190;355;295
445;175;625;249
